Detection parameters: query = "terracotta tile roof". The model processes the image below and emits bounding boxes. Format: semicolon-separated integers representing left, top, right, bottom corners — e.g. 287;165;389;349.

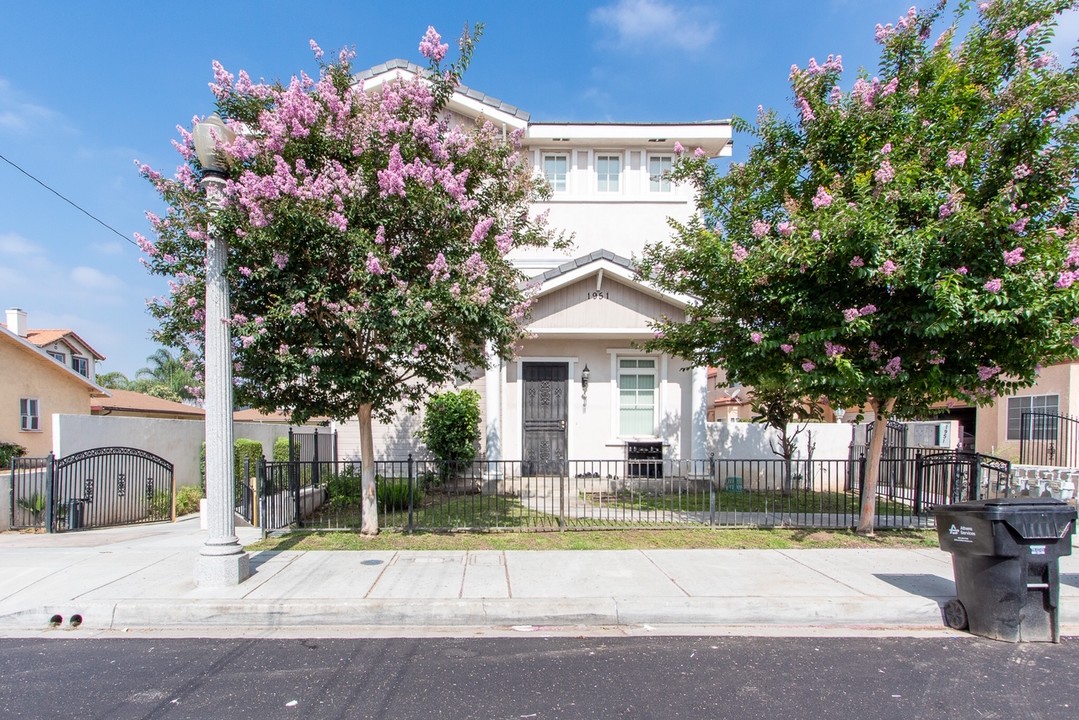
0;324;109;396
92;389;204;418
24;328;105;360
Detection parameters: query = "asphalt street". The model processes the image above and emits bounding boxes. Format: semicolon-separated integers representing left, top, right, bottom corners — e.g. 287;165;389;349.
0;636;1075;720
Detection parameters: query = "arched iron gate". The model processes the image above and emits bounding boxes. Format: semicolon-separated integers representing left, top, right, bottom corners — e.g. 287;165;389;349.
11;447;174;532
913;451;1011;515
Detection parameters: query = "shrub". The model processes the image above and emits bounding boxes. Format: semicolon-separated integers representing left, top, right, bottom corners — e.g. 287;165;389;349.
175;485;203;516
377;476;423;512
273;436;290;462
0;441;28;469
234;438;264;482
418;389;481;479
325;465;363;508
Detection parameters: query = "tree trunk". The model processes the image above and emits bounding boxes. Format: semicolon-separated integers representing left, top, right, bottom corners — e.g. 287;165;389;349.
856;397;897;536
358;403;379;536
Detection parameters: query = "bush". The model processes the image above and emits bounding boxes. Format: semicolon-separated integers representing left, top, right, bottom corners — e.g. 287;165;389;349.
418;389;481;478
0;441;28;469
273;436;290;462
377;476;423;511
234;438;264;482
325;465;363;508
175;485;203;516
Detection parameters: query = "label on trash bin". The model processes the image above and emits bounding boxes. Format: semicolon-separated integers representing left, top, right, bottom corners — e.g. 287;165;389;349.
1030;545;1046;555
947;524;976;543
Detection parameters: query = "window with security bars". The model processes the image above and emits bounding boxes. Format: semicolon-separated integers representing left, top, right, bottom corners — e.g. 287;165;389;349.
619;358;656;436
1007;394;1058;440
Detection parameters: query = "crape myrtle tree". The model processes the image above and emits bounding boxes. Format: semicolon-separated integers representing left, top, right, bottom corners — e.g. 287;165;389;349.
138;26;561;534
637;0;1079;533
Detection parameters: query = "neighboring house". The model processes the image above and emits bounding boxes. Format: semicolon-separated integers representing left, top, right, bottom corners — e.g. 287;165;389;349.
335;61;733;467
92;389;205;421
1;318;110;457
3;308;105;383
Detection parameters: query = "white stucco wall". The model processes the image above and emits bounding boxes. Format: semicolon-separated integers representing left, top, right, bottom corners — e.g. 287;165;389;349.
707;421;855;461
52;415;314;488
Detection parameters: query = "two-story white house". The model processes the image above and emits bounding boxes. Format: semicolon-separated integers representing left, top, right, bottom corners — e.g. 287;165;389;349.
336;61;732;470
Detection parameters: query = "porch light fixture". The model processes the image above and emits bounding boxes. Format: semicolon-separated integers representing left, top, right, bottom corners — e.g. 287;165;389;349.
581;365;590;398
192;112;249;587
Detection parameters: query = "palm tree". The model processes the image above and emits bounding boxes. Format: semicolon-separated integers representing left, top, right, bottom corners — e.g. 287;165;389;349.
137;348;197;401
97;370;132;390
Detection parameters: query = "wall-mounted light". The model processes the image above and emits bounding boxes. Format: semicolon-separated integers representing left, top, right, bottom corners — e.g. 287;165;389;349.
581;365;590;399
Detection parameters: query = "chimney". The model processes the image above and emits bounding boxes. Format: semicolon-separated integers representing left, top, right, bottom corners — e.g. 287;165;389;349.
5;308;28;337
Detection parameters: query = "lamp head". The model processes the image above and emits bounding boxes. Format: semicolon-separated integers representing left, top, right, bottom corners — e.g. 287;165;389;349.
193;114;236;174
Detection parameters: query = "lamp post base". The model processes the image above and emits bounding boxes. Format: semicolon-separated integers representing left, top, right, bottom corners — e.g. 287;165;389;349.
195;547;250;587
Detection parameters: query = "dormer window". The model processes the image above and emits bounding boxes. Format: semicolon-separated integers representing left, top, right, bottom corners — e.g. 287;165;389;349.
649;155;674;192
596;154;621;193
47;351;65;364
72;356;89;377
542;153;568;192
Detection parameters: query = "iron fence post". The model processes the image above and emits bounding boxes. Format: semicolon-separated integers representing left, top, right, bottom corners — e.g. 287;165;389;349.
312;428;320;487
559;467;566;532
709;452;716;526
408;453;414;533
913;452;923;516
857;452;867;530
44;452;55;533
255;457;264;530
293;455;302;529
970;454;982;501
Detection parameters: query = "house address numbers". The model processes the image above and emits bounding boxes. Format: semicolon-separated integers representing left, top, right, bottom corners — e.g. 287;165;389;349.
586;290;610;300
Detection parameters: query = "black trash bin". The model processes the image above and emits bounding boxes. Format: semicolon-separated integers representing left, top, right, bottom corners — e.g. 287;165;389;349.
935;497;1076;643
65;499;86;531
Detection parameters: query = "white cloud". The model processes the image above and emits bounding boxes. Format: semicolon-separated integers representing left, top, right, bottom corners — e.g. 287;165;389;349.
70;266;123;292
0;232;45;257
590;0;717;53
90;240;127;257
0;77;62;134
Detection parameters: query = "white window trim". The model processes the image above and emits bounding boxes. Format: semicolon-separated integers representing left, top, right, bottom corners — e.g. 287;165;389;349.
47;350;65;363
594;151;624;194
607;349;665;440
19;397;40;432
71;355;89;377
647;153;674;193
540;151;570;194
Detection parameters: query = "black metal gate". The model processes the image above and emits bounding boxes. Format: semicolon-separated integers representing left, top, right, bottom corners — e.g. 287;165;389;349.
1019;411;1079;467
10;448;175;532
913;451;1011;515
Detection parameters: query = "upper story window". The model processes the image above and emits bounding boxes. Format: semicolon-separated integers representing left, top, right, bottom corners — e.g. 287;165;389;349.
71;356;89;377
542;154;568;192
649;155;674;192
1007;394;1059;440
47;351;65;363
596;154;621;193
20;398;40;432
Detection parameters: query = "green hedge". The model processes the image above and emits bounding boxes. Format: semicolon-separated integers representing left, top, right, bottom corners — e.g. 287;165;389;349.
273;436;289;462
0;441;27;469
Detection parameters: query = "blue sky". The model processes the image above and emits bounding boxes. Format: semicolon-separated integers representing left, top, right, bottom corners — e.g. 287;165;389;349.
1;1;1075;376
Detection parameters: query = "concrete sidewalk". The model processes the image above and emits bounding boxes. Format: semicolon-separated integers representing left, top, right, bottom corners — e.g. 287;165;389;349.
1;516;1077;637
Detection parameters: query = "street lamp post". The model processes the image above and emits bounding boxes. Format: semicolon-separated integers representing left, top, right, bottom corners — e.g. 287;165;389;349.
192;114;249;587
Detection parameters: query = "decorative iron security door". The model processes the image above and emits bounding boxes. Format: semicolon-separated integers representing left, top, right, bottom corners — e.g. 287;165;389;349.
522;362;568;476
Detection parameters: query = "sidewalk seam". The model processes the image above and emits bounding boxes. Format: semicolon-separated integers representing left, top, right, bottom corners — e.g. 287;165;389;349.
776;550;871;596
638;550;690;597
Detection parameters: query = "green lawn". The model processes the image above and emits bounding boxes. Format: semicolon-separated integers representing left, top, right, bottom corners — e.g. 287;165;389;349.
593;488;914;517
247;526;939;552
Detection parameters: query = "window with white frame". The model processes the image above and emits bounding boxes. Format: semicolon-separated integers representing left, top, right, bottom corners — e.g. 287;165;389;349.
47;350;64;363
542;153;568;192
20;398;40;432
1007;394;1058;440
648;154;673;192
71;356;89;377
596;154;621;192
618;358;657;436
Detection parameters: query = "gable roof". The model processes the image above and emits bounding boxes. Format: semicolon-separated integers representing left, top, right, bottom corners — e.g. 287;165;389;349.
0;324;109;397
2;327;107;360
524;250;693;308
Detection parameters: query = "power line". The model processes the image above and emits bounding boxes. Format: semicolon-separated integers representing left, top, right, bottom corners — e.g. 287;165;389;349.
0;150;138;247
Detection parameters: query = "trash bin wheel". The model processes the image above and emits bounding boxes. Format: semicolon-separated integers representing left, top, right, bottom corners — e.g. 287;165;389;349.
943;598;968;631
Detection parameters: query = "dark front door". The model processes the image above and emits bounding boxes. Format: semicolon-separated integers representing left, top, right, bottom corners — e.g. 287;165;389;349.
522;362;568;476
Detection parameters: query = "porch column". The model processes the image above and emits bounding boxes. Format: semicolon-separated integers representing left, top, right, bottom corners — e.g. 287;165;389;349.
691;366;709;461
485;342;502;468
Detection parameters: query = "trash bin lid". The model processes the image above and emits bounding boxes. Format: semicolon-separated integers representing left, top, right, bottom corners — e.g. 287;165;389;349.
937;497;1076;540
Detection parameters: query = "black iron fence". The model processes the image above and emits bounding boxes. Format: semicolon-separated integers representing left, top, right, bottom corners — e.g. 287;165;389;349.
1019;411;1079;467
10;448;175;532
249;451;1013;533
